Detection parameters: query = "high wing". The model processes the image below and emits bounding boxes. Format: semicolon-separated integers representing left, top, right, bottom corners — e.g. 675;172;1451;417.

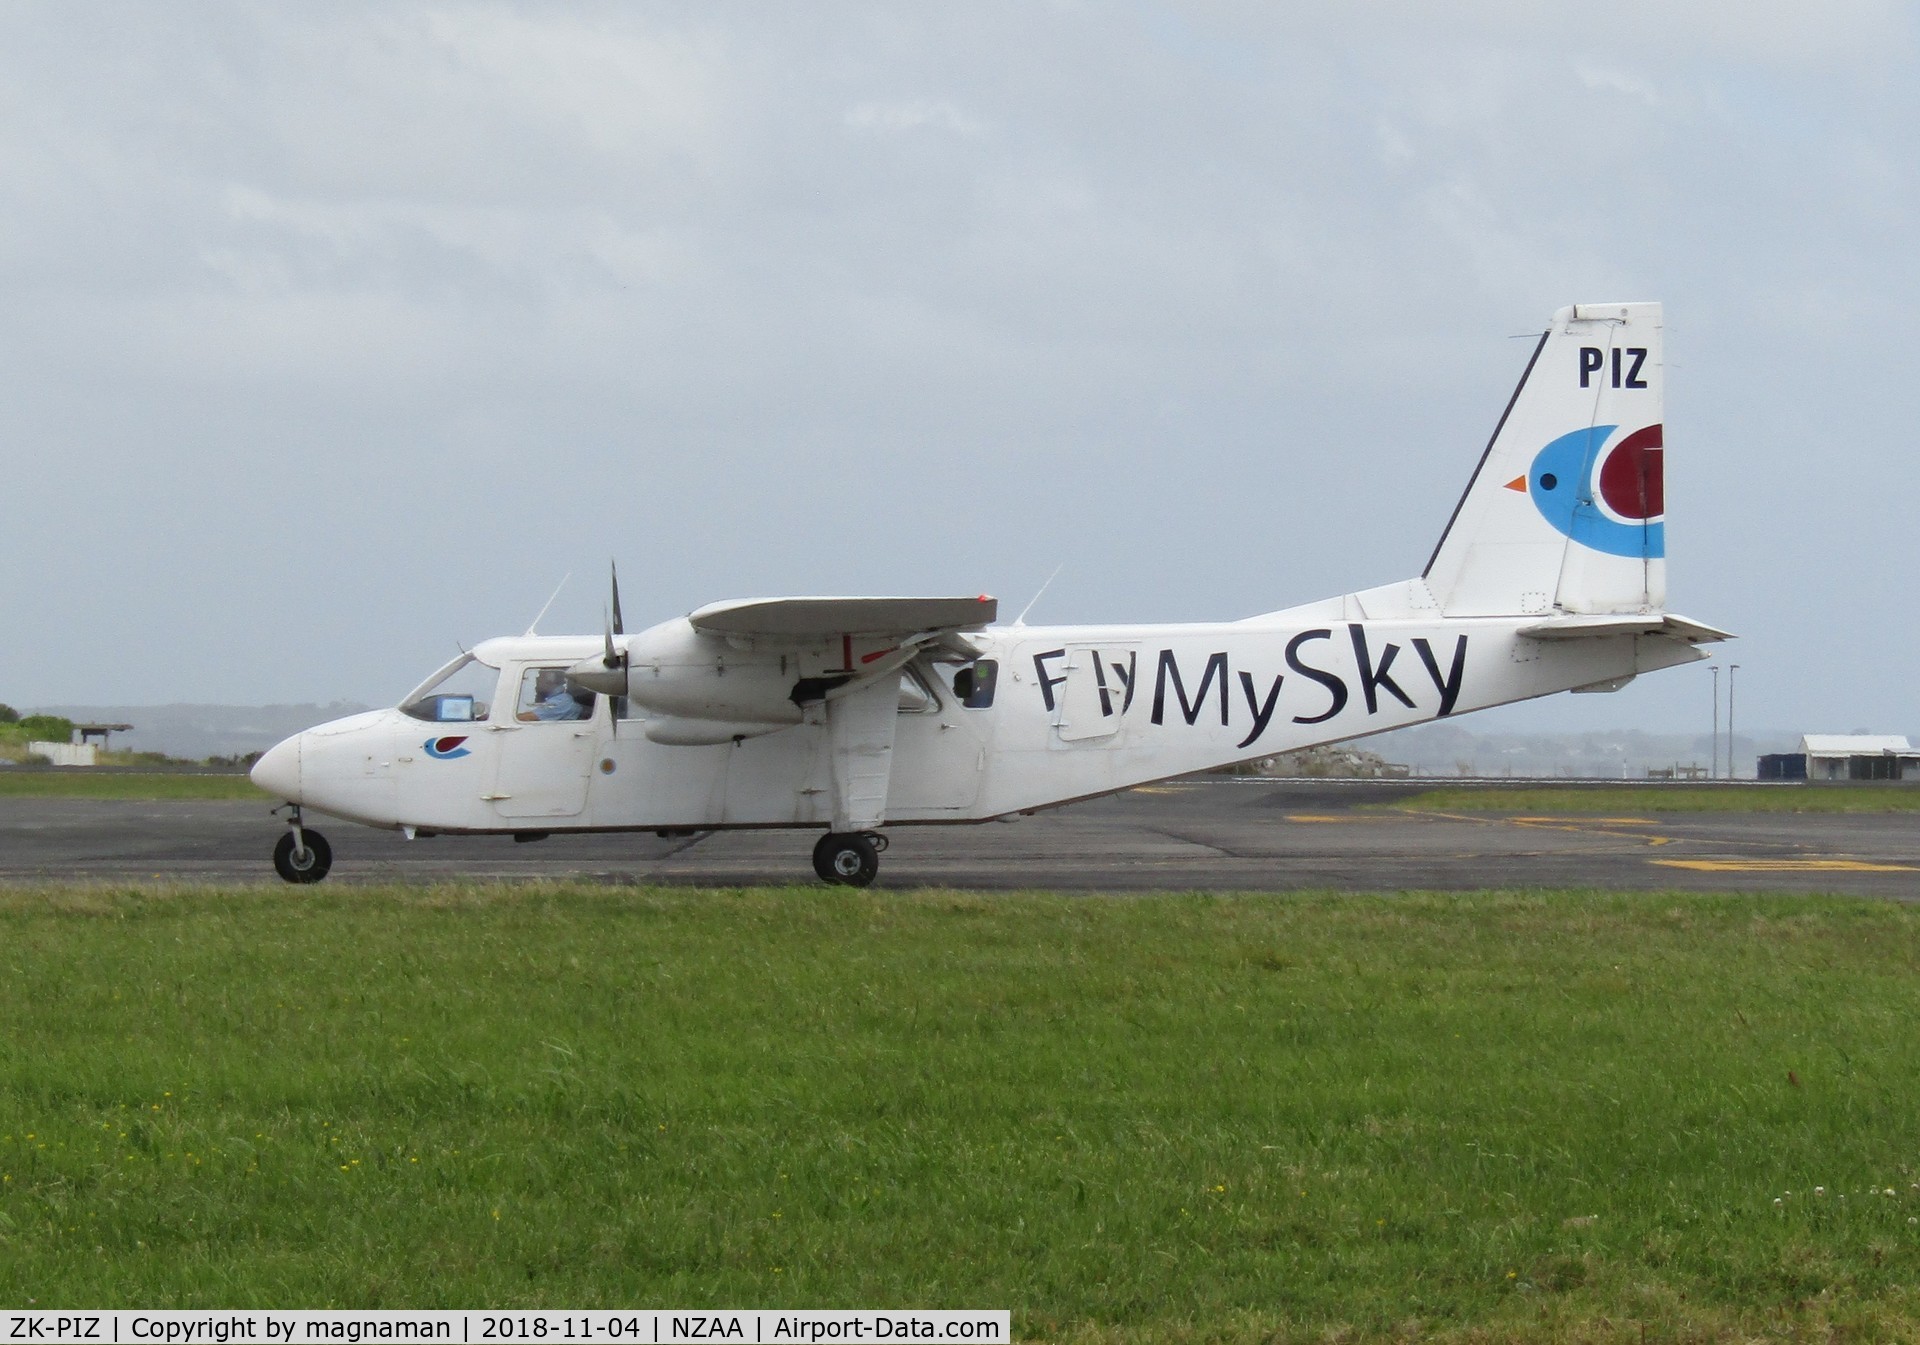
658;596;1000;836
688;595;997;638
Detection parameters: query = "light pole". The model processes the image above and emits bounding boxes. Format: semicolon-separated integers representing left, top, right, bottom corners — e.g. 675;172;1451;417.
1709;665;1720;780
1728;663;1740;780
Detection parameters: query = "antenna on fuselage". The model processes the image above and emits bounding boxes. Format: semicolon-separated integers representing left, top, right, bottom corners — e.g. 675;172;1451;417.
1012;562;1064;628
524;573;571;637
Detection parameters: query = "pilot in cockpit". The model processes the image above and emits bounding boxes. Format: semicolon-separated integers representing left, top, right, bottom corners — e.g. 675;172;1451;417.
519;668;590;722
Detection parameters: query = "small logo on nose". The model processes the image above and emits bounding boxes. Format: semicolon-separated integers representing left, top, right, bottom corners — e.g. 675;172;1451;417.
423;736;471;759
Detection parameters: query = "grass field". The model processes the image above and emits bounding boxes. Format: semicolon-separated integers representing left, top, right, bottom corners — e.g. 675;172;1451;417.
1396;784;1920;814
0;771;263;800
3;886;1918;1340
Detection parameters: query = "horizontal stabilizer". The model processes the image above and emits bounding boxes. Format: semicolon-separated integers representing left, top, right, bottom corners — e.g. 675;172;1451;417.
689;595;997;638
1518;613;1732;644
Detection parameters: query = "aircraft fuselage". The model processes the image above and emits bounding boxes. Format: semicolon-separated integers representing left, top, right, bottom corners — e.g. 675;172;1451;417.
255;611;1697;837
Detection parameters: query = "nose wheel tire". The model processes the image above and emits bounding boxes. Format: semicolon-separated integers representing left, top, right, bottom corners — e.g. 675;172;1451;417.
273;830;333;884
811;832;880;887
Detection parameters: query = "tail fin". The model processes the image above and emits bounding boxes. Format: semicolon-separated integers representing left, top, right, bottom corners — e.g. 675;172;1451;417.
1423;302;1666;617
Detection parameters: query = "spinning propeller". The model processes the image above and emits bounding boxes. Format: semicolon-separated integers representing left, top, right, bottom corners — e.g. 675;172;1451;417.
565;562;631;729
602;561;628;732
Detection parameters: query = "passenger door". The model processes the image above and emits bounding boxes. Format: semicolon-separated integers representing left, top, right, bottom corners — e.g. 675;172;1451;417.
889;663;988;813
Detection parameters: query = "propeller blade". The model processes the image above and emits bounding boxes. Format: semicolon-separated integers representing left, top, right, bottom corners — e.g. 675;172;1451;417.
602;590;627;737
610;560;625;637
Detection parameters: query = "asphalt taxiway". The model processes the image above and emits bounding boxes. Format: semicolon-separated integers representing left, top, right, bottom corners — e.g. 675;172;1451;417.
2;780;1917;896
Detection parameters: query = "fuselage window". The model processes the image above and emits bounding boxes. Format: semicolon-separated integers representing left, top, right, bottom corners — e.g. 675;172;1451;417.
399;653;498;724
950;659;998;709
515;667;595;722
898;666;940;714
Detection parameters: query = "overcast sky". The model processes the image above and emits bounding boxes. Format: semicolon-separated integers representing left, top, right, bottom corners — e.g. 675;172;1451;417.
4;2;1915;737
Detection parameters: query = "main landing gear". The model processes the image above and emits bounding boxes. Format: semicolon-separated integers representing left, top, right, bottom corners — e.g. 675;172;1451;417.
811;830;888;887
272;805;332;884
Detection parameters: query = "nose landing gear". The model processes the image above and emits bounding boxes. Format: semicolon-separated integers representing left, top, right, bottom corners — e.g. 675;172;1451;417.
811;830;886;887
271;806;333;884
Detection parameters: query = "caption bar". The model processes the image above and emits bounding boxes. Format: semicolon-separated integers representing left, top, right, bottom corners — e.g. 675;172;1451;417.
1;1314;1008;1345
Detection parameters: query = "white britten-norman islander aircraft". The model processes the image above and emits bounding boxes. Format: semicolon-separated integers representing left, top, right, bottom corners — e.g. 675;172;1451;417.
252;301;1727;885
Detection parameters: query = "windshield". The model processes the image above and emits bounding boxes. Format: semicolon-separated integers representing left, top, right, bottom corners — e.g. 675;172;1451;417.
399;652;501;723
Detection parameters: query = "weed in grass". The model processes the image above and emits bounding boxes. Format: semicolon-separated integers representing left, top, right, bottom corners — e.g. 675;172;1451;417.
0;885;1918;1341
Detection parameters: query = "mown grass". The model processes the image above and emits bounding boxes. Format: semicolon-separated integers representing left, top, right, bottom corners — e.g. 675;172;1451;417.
0;771;263;799
2;886;1919;1341
1395;784;1920;813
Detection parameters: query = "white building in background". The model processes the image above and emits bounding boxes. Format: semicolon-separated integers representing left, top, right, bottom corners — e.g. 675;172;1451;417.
1799;735;1920;782
27;740;96;767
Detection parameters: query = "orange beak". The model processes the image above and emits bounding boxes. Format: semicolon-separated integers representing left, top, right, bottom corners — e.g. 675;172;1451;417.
1504;475;1527;492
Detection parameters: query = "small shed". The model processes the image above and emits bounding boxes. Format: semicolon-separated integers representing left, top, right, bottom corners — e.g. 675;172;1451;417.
1757;752;1808;781
73;721;134;748
1799;735;1920;782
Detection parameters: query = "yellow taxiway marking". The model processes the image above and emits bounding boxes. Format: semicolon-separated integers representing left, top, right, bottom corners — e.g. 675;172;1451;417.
1512;816;1658;826
1414;810;1678;846
1651;858;1918;873
1288;812;1661;827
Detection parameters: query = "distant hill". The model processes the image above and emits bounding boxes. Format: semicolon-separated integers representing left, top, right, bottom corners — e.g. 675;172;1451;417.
28;703;373;761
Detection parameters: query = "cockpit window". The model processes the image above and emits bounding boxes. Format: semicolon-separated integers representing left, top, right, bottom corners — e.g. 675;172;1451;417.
516;667;595;722
949;659;998;709
400;653;499;723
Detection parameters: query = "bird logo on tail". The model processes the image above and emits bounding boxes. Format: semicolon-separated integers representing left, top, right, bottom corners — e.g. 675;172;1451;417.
1507;424;1664;558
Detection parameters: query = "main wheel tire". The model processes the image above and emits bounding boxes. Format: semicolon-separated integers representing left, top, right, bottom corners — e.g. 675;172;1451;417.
812;832;879;887
811;832;842;883
273;829;333;884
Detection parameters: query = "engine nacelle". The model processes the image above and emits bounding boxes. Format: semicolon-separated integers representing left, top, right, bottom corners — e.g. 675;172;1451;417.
580;617;805;727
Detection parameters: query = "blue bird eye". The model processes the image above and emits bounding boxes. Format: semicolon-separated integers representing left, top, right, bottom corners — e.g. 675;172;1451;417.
1539;473;1558;490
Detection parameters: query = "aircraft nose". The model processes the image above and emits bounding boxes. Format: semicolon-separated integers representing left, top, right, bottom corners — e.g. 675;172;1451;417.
251;734;303;801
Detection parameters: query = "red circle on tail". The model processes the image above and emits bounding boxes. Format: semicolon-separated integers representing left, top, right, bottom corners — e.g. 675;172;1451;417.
1598;424;1664;520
